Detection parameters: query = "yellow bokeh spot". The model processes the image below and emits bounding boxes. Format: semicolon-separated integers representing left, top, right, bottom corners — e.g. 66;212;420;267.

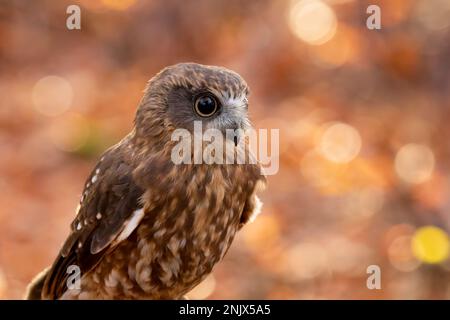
288;0;337;45
412;226;449;264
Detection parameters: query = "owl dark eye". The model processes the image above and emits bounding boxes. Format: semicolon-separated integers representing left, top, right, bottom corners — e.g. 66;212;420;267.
194;94;219;117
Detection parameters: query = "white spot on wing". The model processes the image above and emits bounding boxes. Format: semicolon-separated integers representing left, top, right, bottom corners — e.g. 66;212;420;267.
90;169;100;184
96;212;102;220
115;208;145;243
248;195;263;223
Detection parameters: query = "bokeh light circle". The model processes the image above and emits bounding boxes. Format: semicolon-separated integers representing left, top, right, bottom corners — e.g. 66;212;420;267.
412;226;449;264
288;0;338;45
395;144;435;184
285;242;329;280
32;75;73;116
318;122;362;163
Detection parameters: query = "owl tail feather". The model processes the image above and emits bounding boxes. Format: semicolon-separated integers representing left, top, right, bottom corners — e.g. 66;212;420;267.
24;267;50;300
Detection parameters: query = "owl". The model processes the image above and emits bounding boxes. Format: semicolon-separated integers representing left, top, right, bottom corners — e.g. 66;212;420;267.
26;63;266;300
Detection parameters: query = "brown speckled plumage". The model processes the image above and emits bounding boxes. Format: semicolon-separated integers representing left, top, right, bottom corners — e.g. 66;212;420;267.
26;63;266;300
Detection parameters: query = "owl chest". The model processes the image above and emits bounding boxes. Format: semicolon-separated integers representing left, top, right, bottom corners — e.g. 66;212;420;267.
133;184;245;295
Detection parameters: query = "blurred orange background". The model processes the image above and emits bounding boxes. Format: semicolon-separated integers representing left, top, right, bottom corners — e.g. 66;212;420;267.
1;0;450;299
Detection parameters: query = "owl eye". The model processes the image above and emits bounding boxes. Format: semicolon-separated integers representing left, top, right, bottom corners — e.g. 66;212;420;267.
194;94;219;117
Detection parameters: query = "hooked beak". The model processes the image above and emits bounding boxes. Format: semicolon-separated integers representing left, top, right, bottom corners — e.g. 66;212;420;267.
233;133;239;146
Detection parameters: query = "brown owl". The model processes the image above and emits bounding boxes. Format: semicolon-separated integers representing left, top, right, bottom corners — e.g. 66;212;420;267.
26;63;266;300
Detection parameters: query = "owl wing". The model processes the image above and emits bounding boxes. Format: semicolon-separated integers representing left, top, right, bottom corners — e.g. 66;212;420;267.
42;146;145;299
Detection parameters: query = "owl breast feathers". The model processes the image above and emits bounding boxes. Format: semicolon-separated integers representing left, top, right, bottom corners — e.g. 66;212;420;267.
26;63;266;300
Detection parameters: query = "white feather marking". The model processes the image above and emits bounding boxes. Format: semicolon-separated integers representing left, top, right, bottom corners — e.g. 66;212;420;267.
248;195;263;223
115;208;145;243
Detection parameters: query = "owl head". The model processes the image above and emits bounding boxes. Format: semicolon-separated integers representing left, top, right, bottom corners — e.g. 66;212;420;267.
135;63;251;143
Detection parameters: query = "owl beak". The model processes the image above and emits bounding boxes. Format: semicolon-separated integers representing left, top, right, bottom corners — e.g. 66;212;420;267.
233;131;240;146
220;121;241;147
230;123;245;147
